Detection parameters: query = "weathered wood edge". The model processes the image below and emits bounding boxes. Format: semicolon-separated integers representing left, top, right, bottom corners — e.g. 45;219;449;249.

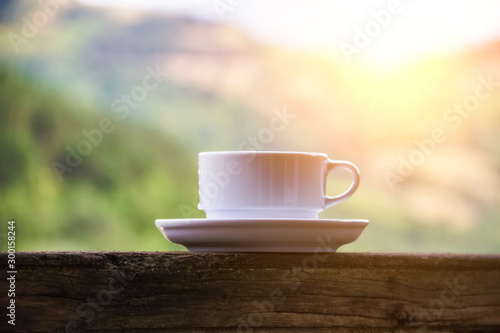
8;251;500;269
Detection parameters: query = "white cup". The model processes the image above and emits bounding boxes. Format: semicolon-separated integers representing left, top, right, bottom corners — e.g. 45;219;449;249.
198;151;360;219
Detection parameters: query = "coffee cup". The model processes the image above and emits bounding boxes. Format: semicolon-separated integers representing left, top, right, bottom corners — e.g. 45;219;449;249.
198;151;360;219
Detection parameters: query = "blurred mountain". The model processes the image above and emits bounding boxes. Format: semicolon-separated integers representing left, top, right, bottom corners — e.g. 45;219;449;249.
0;0;16;22
0;2;499;252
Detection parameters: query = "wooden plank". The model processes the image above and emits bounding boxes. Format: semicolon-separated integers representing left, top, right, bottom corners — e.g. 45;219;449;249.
1;252;499;332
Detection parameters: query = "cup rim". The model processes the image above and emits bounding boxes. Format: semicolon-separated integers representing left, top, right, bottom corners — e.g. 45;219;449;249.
199;151;328;157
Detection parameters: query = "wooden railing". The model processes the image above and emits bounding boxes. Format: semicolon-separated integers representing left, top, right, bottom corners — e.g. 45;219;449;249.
1;252;499;332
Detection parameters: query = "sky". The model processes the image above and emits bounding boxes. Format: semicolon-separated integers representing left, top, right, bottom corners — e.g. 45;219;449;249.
78;0;500;68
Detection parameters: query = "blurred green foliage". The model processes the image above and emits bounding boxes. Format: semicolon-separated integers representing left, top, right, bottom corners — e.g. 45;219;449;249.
0;67;203;251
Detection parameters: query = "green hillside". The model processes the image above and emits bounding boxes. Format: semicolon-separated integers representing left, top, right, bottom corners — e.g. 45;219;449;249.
0;67;202;251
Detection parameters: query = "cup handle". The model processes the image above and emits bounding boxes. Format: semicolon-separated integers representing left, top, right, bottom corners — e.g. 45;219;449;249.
324;160;360;208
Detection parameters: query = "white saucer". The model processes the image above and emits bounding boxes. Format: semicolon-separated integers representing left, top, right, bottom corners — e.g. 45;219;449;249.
155;218;369;253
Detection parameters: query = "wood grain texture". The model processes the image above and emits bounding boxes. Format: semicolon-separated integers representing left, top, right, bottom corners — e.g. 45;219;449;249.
1;252;499;332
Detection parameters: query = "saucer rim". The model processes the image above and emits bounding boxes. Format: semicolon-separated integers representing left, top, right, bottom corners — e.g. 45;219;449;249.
156;218;368;222
155;218;369;229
